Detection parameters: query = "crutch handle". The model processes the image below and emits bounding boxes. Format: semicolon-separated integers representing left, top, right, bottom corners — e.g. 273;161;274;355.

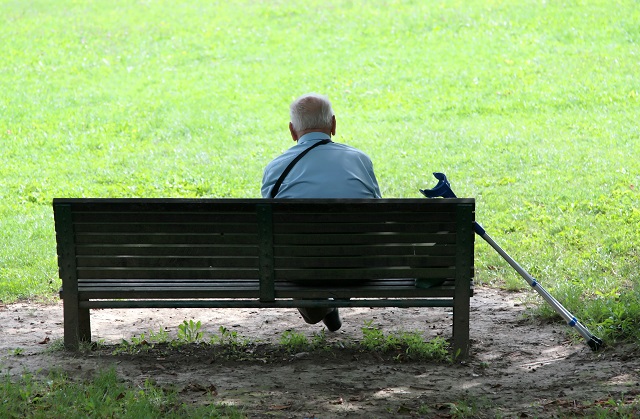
421;173;488;237
420;172;458;198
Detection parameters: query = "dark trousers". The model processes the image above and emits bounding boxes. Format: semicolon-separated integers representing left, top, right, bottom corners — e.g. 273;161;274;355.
293;279;365;324
297;307;335;324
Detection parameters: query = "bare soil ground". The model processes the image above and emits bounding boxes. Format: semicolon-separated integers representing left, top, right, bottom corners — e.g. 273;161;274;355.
1;286;638;418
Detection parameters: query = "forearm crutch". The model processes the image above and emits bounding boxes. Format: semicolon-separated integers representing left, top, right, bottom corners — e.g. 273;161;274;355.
420;173;603;351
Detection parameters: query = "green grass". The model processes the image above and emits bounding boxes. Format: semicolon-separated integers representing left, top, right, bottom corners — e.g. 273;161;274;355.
0;368;244;418
116;321;450;362
1;0;639;344
360;319;451;360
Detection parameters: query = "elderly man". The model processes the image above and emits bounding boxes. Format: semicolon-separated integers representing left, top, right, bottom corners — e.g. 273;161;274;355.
261;93;381;331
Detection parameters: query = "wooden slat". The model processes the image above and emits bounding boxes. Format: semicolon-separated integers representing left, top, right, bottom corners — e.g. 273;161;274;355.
75;245;259;257
73;278;471;291
77;289;261;299
70;279;472;300
274;233;456;245
77;279;260;285
272;212;457;224
74;233;259;245
73;212;258;223
74;278;454;288
74;223;258;234
76;256;259;268
54;198;473;211
60;198;457;213
78;299;459;309
73;277;451;290
274;267;454;281
269;200;468;213
273;212;455;225
274;255;456;269
271;221;455;234
76;268;259;280
76;267;457;280
272;244;456;257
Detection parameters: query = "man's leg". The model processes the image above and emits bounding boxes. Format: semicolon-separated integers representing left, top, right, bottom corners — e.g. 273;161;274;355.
297;307;334;324
297;307;342;332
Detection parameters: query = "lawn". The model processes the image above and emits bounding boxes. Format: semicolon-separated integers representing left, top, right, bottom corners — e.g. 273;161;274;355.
1;0;638;344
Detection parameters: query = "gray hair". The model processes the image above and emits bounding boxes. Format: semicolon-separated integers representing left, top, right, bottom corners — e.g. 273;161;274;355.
289;93;334;132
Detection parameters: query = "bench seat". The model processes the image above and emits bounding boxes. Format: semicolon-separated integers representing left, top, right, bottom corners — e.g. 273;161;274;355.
63;278;472;305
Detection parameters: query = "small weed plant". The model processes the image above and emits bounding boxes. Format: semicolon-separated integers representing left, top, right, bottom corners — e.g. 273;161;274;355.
210;326;250;348
279;330;310;353
361;320;450;362
279;330;329;353
588;393;640;418
177;319;204;344
446;398;484;419
114;327;170;354
147;327;170;343
43;338;65;354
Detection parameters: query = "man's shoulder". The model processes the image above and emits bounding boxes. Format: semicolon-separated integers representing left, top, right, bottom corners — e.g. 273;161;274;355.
330;142;372;159
266;145;301;165
328;141;360;151
264;145;304;179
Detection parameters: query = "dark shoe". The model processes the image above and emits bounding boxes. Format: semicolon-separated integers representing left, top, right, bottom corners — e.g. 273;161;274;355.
322;308;342;332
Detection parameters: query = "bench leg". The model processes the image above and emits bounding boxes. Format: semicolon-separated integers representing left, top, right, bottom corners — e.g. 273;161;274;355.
63;301;91;350
78;308;91;342
452;295;471;359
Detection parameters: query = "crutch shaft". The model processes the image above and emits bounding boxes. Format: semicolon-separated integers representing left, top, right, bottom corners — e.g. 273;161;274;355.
475;222;603;349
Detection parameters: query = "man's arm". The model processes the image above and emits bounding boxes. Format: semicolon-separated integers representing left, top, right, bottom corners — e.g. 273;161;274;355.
261;168;275;198
369;165;382;198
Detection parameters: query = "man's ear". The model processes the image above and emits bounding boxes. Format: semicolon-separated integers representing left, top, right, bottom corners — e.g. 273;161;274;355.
330;115;336;136
289;122;299;142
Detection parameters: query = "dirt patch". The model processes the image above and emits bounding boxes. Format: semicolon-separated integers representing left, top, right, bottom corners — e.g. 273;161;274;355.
1;286;638;417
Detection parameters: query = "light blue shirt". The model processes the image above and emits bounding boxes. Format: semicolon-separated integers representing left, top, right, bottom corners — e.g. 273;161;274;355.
261;132;382;199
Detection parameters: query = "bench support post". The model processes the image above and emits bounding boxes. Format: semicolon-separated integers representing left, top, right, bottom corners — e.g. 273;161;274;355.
453;204;474;358
257;204;275;302
55;203;90;350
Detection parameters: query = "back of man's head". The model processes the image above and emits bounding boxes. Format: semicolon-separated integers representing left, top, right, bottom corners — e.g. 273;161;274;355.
290;93;334;133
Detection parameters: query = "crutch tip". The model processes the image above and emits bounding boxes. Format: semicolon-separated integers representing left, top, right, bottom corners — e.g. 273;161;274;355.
587;336;604;351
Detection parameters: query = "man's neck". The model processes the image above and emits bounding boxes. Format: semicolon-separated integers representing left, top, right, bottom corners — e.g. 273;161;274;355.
296;128;332;137
298;132;331;143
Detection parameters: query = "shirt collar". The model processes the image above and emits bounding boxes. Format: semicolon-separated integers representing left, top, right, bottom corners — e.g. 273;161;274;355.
298;132;332;145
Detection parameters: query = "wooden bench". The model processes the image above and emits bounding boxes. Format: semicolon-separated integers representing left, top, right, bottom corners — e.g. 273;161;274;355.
53;198;475;356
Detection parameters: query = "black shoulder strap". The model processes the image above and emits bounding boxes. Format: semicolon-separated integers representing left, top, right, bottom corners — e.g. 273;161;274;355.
270;139;332;198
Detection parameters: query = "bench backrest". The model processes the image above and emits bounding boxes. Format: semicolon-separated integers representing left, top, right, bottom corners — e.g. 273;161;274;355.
53;198;475;300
